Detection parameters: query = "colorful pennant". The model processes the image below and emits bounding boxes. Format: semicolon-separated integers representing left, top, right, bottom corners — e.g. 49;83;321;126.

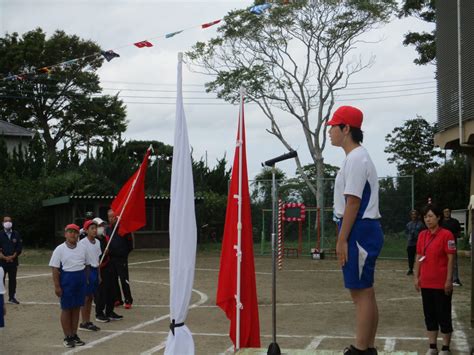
201;19;221;29
165;30;183;39
250;3;272;15
134;40;153;48
101;50;121;62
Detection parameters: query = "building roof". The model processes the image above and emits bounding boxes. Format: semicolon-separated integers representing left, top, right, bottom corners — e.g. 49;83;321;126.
0;120;35;138
42;194;203;207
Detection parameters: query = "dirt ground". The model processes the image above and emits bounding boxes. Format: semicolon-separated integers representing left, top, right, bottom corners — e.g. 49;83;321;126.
0;251;472;354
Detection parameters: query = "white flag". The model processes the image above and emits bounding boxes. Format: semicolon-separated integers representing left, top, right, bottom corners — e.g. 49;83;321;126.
164;52;197;355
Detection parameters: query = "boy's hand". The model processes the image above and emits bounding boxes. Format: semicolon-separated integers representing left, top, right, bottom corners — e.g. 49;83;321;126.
3;305;6;316
55;286;63;297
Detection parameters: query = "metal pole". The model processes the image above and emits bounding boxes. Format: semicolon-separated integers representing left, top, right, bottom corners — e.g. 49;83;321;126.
267;166;281;355
411;175;415;211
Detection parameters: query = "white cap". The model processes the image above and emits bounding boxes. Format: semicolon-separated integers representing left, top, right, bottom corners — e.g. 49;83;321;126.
93;217;106;225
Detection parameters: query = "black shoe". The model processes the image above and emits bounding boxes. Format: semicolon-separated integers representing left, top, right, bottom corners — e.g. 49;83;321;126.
406;270;413;275
95;314;111;323
63;337;75;348
368;347;378;355
79;322;100;331
107;311;123;321
453;280;462;287
71;334;85;346
344;345;370;355
8;297;20;304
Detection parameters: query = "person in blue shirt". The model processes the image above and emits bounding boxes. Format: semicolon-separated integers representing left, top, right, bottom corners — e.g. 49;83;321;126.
406;210;425;275
0;215;23;304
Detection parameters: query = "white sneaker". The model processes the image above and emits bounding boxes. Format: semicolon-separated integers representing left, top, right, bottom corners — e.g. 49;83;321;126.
426;349;438;355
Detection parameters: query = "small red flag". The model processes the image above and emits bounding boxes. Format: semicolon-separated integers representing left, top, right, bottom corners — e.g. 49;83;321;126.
134;40;153;48
216;99;261;348
201;19;221;29
111;149;151;235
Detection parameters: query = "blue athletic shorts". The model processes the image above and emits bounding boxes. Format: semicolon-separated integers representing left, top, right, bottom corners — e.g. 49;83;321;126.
60;270;86;310
85;267;99;296
339;219;384;289
0;294;4;327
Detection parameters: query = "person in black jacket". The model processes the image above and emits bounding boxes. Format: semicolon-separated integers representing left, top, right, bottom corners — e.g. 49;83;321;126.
442;208;462;286
106;209;134;309
0;215;23;304
93;217;123;322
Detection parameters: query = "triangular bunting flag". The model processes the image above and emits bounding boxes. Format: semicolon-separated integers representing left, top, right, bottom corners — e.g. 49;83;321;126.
134;40;153;48
101;50;121;62
201;19;221;29
165;30;183;39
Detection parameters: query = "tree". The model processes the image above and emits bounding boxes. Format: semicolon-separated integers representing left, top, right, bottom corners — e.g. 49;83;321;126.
187;0;396;209
384;116;443;175
0;28;127;161
399;0;436;65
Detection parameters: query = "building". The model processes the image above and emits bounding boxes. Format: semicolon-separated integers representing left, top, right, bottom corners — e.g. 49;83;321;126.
434;0;474;326
0;119;35;154
42;195;172;248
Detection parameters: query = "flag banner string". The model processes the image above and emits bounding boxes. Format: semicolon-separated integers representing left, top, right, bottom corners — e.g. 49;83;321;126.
1;3;275;82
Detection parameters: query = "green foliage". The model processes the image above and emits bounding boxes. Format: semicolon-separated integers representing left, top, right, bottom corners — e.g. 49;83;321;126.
399;0;436;65
384;116;443;175
384;118;469;211
0;28;127;159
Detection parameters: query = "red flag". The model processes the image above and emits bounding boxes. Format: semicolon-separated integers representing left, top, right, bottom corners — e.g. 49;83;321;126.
201;19;221;29
134;40;153;48
216;99;260;348
111;149;151;235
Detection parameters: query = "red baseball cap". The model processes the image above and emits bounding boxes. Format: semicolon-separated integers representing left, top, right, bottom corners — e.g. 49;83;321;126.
83;220;97;230
326;106;363;128
65;224;80;233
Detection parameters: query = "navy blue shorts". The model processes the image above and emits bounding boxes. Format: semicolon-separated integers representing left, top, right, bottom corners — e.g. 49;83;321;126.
85;267;99;296
339;219;384;289
0;294;4;328
60;270;86;310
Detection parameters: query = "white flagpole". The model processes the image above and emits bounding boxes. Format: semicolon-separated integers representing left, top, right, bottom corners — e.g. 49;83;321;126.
235;86;245;351
99;146;151;265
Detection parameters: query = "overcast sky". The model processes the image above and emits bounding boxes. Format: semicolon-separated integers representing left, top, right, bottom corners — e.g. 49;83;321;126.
0;0;437;180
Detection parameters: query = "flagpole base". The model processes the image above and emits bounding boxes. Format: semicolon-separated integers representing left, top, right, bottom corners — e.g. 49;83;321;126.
267;342;281;355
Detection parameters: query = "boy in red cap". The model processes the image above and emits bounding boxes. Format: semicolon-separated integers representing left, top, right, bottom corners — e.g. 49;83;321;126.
328;106;383;355
49;224;91;348
78;220;101;332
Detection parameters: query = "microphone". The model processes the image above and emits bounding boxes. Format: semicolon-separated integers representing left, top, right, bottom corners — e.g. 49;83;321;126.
262;150;298;167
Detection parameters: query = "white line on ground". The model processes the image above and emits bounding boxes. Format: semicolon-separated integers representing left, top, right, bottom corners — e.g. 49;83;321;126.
452;305;470;353
95;329;446;341
219;345;234;355
16;273;50;279
305;336;324;350
140;340;168;355
384;338;396;352
128;258;169;266
62;281;208;355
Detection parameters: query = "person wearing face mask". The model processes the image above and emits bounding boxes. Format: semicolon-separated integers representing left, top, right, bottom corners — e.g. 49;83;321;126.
0;215;23;304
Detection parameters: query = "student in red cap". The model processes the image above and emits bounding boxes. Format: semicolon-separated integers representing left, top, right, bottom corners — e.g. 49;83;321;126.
328;106;383;355
49;224;91;348
78;220;101;332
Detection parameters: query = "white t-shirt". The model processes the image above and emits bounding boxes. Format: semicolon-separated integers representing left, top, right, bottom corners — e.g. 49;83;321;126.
333;146;381;220
0;267;5;294
49;242;90;272
79;237;101;268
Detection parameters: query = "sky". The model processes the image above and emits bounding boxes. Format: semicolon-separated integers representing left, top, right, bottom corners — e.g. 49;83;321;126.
0;0;437;180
